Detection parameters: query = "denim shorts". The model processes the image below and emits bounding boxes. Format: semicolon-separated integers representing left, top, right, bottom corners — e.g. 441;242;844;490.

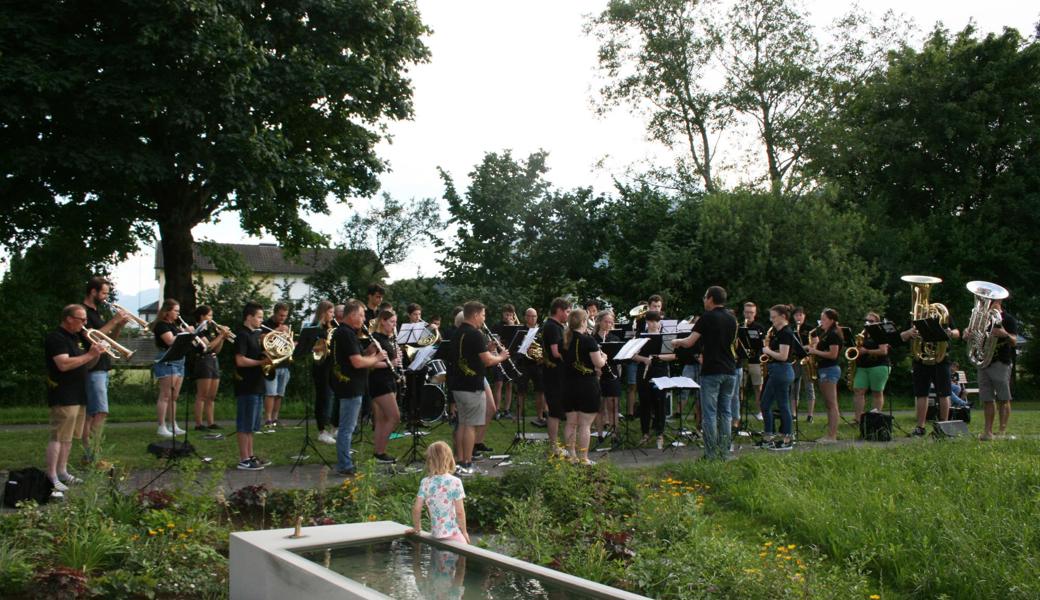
86;370;109;416
264;367;291;396
625;362;638;385
817;365;842;384
236;394;263;433
153;358;186;379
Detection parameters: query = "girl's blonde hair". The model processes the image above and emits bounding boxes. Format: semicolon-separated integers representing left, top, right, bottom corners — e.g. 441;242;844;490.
425;441;456;475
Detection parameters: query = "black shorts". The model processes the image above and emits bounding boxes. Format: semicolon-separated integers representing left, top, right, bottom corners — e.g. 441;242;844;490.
543;381;566;420
194;354;220;380
911;362;952;398
369;374;397;398
564;377;601;414
599;375;622;398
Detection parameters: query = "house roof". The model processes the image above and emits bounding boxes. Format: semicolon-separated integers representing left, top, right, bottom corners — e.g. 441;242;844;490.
139;301;159;314
155;243;372;276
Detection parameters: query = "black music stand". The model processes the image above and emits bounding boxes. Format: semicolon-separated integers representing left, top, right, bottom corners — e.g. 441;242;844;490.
912;318;950;343
610;337;652;460
288;326;330;471
652;376;700;452
867;321;903;346
396;370;432;471
734;327;763;437
139;334;212;491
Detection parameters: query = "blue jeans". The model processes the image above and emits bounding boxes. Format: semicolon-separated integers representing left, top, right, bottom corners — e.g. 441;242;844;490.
699;373;737;460
729;367;743;421
336;396;363;471
761;363;795;436
86;370;109;416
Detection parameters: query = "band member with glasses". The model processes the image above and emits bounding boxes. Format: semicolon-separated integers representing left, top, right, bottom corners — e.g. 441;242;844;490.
805;308;843;442
739;302;767;422
851;311;891;422
192;305;229;431
758;305;799;450
593;311;622;440
562;308;608;464
80;276;130;462
520;307;546;427
153;299;187;439
632;311;676;450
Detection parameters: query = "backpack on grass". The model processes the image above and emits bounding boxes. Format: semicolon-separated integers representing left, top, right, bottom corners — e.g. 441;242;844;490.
3;467;54;507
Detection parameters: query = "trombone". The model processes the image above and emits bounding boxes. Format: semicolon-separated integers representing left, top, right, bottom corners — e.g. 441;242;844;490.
83;328;135;361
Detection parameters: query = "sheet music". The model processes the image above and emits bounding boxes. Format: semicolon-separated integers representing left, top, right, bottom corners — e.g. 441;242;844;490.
660;319;680;334
676;320;694;333
518;327;539;355
615;337;650;361
651;376;700;390
406;345;438;371
398;322;426;344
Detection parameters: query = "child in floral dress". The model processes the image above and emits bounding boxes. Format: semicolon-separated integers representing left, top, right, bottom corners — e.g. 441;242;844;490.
407;441;470;544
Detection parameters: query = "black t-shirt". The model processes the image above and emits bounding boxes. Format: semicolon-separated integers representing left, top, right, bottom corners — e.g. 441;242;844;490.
370;332;397;384
197;321;222;355
563;332;600;379
154;321;179;350
262;319;292;370
541;318;565;383
452;323;486;392
637;336;670;379
768;325;799;363
993;311;1019;365
856;331;891;368
693;307;738;376
331;324;366;398
739;320;766;367
815;327;844;368
45;327;93;407
234;326;264;396
84;304;112;372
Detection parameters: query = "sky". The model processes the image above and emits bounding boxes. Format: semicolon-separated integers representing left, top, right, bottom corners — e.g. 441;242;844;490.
105;0;1038;304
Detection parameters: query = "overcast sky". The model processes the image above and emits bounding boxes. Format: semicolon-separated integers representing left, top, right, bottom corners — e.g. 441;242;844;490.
108;0;1038;299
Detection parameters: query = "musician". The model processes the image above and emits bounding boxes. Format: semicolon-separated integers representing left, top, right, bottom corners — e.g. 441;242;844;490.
192;305;229;431
312;301;337;445
593;311;622;440
406;303;423;324
623;294;664;418
851;311;891;422
977;297;1017;440
234;302;270;471
759;305;799;450
632;311;676;450
45;305;104;493
370;309;403;464
80;276;129;462
739;302;766;422
365;283;386;323
451;301;510;474
584;299;599;331
791;307;817;423
541;298;571;456
492;304;519;420
806;308;844;442
519;307;546;427
153;299;187;439
332;299;389;476
562;309;607;464
672;286;738;460
900;312;961;437
261;302;292;430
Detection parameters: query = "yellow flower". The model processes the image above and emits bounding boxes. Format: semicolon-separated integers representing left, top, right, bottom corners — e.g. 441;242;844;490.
763;541;773;547
167;522;175;529
870;596;881;600
787;544;796;550
187;528;194;534
148;530;157;536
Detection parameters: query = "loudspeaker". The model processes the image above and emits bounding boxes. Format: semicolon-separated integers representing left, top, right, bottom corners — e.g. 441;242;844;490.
926;405;971;423
147;440;195;458
932;420;970;439
859;412;893;441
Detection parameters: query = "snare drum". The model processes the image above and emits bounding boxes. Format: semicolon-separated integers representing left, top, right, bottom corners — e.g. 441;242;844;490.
426;359;447;384
419;384;447;423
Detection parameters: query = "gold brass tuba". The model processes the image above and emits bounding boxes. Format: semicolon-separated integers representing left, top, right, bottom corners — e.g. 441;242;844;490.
628;302;649;322
260;325;294;376
83;328;135;360
902;275;950;365
964;281;1009;368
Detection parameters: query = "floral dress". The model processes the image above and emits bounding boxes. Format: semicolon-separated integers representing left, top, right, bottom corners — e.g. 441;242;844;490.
417;474;466;538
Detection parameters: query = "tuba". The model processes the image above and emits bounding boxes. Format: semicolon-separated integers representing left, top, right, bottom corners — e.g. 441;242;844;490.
260;325;294;377
964;281;1009;368
902;275;950;365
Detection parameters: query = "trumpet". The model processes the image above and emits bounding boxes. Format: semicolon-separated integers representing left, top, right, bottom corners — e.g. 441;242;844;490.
178;317;209;351
107;302;152;329
84;328;135;360
210;321;236;341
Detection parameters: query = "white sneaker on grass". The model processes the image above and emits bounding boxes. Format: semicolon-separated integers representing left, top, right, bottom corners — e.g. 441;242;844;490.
318;431;336;445
172;424;187;435
157;425;174;439
51;479;69;492
58;473;83;485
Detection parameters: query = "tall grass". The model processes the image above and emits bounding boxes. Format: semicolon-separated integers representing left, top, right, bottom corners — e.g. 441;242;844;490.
674;439;1040;599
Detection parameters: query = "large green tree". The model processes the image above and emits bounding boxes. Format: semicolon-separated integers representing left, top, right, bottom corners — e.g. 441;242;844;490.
0;0;429;315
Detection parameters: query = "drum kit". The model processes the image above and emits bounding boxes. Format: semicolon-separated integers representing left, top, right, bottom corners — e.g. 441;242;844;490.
415;358;448;424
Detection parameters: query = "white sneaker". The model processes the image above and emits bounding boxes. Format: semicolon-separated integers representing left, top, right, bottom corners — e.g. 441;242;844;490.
51;479;69;492
318;431;336;445
755;412;764;421
58;473;83;485
157;425;174;439
172;424;186;435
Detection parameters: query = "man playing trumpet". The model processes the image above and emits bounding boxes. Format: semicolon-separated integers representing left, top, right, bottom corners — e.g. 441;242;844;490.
80;276;131;462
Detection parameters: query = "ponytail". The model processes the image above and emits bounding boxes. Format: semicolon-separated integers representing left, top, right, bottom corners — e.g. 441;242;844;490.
564;309;588;350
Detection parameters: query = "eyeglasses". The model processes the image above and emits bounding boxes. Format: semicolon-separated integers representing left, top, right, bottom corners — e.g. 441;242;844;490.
70;315;87;322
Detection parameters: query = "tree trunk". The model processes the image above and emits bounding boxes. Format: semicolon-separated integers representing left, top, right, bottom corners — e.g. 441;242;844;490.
157;217;198;318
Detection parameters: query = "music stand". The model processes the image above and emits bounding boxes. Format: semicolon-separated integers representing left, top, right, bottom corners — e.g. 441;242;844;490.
652;376;700;451
867;321;903;346
287;326;331;471
912;318;950;343
610;337;651;460
139;333;211;491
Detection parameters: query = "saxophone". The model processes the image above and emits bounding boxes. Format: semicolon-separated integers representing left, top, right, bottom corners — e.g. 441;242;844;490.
801;326;818;382
844;330;865;389
902;275;950;365
759;326;775;379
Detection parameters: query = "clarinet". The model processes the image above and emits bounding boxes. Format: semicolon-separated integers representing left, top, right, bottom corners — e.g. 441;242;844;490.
386;333;407;392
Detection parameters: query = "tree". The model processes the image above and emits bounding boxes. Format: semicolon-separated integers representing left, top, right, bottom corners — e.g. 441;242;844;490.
342;193;443;267
304;250;387;310
0;0;430;315
806;25;1040;339
588;0;729;193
